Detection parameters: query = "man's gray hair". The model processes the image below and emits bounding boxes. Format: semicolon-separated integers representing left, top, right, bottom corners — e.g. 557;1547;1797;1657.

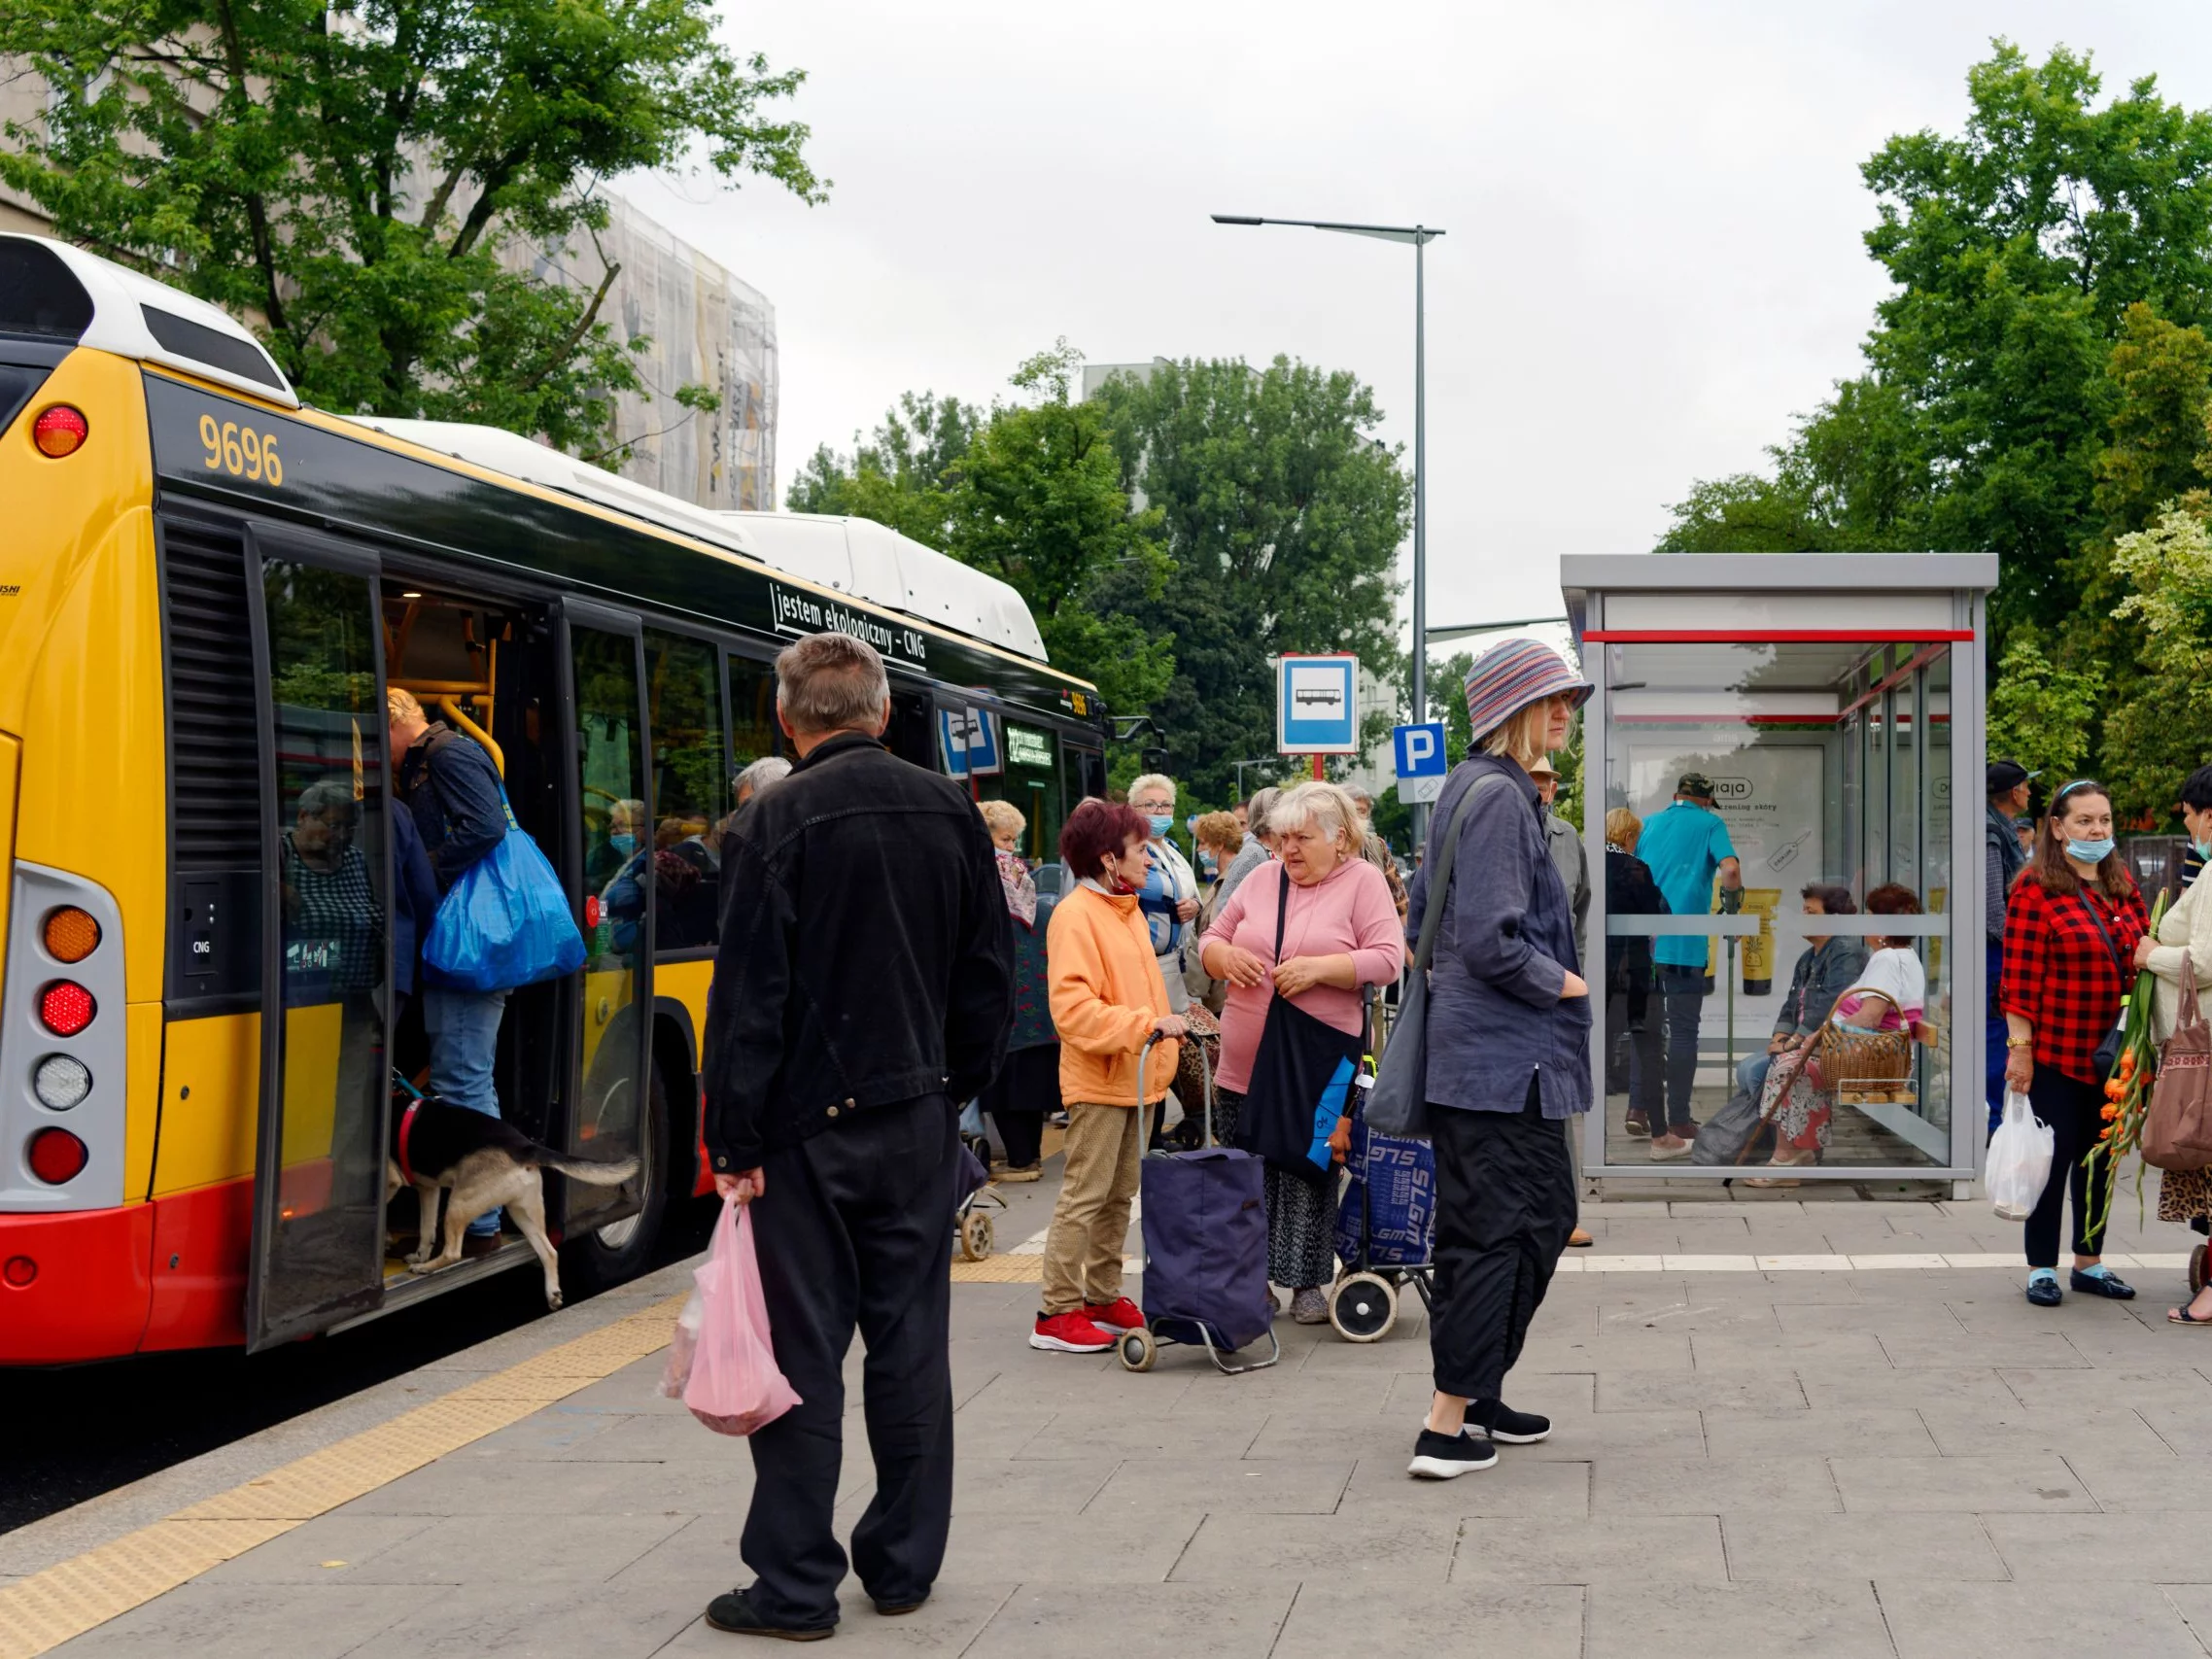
775;631;890;735
1246;784;1282;838
734;755;792;802
1269;781;1361;851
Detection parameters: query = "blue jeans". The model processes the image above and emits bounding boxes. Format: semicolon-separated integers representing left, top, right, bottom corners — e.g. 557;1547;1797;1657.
1737;1050;1774;1103
1655;964;1706;1131
425;985;510;1235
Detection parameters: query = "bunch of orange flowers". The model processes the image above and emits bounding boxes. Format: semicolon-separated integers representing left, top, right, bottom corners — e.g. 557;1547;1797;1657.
2085;891;2169;1245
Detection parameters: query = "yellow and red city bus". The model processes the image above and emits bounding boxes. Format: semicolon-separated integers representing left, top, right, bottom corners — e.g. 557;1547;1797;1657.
0;234;1107;1362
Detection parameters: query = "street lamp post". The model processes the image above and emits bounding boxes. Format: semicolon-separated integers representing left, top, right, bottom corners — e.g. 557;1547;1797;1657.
1211;214;1444;845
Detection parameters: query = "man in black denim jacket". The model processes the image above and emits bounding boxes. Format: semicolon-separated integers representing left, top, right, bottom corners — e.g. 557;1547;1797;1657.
700;630;1012;1641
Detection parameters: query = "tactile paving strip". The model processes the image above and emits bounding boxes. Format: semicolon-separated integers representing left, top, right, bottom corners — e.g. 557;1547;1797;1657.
0;1293;686;1659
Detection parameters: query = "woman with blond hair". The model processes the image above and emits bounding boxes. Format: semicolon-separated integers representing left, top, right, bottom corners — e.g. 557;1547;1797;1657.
977;799;1057;1180
1202;780;1402;1323
1400;639;1592;1479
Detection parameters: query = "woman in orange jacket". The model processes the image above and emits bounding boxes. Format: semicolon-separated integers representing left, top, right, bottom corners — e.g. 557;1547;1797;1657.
1030;798;1188;1353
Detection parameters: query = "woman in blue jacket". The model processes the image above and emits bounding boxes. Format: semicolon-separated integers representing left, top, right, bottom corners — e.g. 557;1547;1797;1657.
1400;639;1593;1481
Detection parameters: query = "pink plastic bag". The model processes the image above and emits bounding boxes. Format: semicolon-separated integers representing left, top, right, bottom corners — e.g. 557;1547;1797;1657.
682;1197;802;1436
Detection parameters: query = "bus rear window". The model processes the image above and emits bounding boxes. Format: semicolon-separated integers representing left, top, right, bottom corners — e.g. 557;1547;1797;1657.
0;363;51;439
0;241;93;343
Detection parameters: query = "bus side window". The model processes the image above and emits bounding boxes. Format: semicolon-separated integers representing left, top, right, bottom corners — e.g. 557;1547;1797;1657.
728;652;779;786
644;630;726;951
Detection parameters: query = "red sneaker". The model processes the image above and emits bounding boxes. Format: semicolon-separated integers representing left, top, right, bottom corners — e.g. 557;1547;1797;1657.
1029;1310;1115;1353
1083;1297;1145;1334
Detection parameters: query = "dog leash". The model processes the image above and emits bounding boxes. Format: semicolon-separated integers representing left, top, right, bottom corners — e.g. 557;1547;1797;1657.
391;1066;425;1186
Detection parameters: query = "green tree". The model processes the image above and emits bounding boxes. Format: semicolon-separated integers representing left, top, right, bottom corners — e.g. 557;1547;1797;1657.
2091;305;2212;536
2102;506;2212;819
946;349;1175;717
1;0;822;453
1089;356;1411;804
1986;629;2106;784
784;390;983;547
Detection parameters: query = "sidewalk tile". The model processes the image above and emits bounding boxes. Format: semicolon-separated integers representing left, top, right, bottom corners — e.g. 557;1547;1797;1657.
1880;1577;2203;1659
1878;1332;2089;1369
1524;1409;1708;1462
966;1582;1295;1658
1008;1413;1261;1460
1828;1453;2095;1512
1270;1584;1582;1658
46;1582;432;1659
1917;1403;2171;1458
1594;1455;1839;1515
1983;1511;2207;1580
1599;1370;1804;1413
1700;1407;1934;1460
1085;1459;1351;1515
1689;1331;1892;1370
2066;1452;2212;1511
1339;1453;1589;1515
1721;1512;2008;1580
1452;1515;1725;1584
1999;1366;2212;1409
319;1510;689;1584
939;1513;1205;1582
1797;1366;2015;1412
196;1516;434;1585
1167;1512;1457;1583
342;1580;699;1659
1586;1578;1893;1657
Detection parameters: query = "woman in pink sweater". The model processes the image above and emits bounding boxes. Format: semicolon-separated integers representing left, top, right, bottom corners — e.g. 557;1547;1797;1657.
1200;781;1405;1324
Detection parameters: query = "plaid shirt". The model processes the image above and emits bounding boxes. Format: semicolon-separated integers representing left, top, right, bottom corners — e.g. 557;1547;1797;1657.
1999;876;2149;1084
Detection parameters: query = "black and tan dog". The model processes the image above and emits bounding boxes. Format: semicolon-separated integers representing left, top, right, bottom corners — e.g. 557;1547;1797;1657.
386;1096;639;1309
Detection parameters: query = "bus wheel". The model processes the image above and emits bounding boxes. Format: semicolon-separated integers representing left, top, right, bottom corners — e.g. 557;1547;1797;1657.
567;1060;672;1292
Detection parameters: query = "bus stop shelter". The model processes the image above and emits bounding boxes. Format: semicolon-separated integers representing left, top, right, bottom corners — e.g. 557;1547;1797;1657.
1560;553;2000;1185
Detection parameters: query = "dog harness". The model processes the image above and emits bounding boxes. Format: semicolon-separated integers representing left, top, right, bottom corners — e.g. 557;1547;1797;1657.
396;1098;422;1186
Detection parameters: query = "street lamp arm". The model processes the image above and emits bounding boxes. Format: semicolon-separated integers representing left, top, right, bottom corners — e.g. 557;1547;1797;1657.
1210;214;1444;245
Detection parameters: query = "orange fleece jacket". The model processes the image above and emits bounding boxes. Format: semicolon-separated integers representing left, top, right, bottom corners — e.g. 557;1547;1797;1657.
1047;882;1178;1105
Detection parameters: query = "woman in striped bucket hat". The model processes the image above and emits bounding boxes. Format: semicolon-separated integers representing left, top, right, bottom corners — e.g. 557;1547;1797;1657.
1401;638;1595;1482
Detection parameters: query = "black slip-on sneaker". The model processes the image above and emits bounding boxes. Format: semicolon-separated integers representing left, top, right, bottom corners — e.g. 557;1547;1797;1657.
1472;1400;1552;1444
1407;1427;1499;1479
2071;1268;2136;1299
705;1590;836;1641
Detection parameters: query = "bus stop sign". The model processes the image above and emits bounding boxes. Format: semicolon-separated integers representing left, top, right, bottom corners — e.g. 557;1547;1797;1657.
1276;654;1359;754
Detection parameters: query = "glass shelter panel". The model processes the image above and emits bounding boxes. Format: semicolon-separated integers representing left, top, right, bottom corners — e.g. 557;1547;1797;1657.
1600;640;1953;1170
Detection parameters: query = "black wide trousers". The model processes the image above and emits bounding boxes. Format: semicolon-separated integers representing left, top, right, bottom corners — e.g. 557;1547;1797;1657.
1427;1080;1578;1404
742;1094;957;1627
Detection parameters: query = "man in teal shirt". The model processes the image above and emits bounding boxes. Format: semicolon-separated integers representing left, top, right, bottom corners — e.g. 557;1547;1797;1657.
1632;772;1742;1157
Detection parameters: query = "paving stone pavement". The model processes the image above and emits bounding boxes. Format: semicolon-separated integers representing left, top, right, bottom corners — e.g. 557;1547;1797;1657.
36;1181;2212;1657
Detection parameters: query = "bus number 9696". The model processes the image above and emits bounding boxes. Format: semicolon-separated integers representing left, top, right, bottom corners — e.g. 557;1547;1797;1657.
198;414;284;486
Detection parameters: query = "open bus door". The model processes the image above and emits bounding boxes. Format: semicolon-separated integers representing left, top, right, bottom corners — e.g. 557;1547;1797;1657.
559;600;651;1241
244;528;395;1351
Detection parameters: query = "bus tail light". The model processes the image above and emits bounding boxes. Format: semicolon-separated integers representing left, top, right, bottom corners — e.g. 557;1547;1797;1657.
38;982;94;1037
26;1128;87;1185
42;907;100;963
33;1054;90;1111
30;404;87;458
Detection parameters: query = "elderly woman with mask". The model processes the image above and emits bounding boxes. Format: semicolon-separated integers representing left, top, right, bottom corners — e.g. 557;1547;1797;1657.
978;799;1058;1181
1201;781;1404;1324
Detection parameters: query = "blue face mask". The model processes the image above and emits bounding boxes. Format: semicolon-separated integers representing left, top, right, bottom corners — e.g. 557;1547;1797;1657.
1147;814;1173;838
2195;841;2212;862
2066;837;2116;864
608;832;637;855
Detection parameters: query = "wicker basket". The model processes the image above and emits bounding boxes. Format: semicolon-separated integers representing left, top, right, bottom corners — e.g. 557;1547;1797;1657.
1816;1021;1914;1091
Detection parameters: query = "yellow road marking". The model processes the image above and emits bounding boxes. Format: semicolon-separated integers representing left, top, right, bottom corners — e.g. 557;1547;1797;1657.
0;1294;686;1659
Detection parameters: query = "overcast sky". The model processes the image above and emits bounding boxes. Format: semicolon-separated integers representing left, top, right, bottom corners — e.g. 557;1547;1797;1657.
623;1;2212;657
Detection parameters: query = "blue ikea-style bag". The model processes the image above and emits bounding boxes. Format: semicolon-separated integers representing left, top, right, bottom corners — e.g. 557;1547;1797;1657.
423;794;586;992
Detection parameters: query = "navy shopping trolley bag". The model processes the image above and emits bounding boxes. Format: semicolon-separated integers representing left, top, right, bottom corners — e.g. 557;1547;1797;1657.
1122;1035;1280;1374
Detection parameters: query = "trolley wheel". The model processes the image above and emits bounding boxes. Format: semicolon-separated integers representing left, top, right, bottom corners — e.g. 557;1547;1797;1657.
958;1211;994;1262
2192;1242;2208;1296
1330;1272;1399;1343
1119;1329;1157;1372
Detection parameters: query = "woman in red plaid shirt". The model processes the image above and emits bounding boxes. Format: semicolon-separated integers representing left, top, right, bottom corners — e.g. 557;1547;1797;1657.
2000;779;2149;1308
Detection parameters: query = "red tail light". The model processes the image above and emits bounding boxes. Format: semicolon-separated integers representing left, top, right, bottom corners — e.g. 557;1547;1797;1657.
31;404;87;458
38;982;95;1037
27;1128;87;1185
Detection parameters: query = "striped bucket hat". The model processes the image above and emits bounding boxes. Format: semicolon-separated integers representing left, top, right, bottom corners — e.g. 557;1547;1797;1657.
1462;638;1594;742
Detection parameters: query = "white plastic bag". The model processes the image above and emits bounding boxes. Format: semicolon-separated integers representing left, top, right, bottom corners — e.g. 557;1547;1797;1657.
1987;1088;2054;1221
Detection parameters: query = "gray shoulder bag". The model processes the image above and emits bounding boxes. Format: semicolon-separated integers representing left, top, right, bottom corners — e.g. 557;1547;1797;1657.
1365;774;1505;1139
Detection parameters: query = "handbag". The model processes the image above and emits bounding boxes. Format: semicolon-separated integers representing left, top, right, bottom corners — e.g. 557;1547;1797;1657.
1815;1010;1914;1092
423;789;588;992
2075;893;2134;1079
1365;774;1506;1139
1230;868;1365;1185
2144;953;2212;1171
